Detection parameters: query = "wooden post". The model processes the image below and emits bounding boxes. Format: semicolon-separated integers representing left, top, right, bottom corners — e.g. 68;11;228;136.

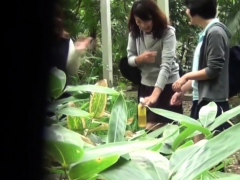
100;0;113;86
157;0;169;19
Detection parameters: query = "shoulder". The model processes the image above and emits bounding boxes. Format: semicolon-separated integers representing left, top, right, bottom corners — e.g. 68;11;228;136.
207;23;230;39
206;26;230;46
162;25;176;38
128;32;135;39
208;26;225;36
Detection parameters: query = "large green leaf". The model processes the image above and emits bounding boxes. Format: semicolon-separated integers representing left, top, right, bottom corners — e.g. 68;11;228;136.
107;94;127;143
160;124;179;154
79;138;163;163
171;123;240;180
187;105;240;139
128;130;147;141
199;102;217;127
44;124;84;166
148;107;201;126
89;79;108;118
169;139;207;178
64;85;119;95
99;158;154;180
48;67;66;99
208;105;240;131
147;125;166;138
130;150;169;180
213;171;240;180
55;107;89;117
68;154;119;180
48;96;84;112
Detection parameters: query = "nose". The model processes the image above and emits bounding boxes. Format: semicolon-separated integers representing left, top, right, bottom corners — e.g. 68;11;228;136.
139;23;147;30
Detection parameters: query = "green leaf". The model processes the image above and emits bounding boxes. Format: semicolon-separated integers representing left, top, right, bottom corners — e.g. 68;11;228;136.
107;95;127;143
72;92;90;99
49;67;66;99
169;139;207;179
170;123;240;180
48;96;84;112
160;124;179;154
148;107;201;126
130;150;169;180
146;125;166;138
172;127;195;151
208;105;240;131
199;102;217;127
80;138;163;163
210;171;240;180
55;107;89;117
86;175;98;180
178;140;194;149
44;167;65;174
44;124;84;166
68;154;119;180
226;10;240;36
65;85;119;95
99;158;154;180
128;130;146;141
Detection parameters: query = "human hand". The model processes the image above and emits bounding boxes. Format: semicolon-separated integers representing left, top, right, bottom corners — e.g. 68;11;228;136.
137;51;157;63
172;76;188;92
75;37;92;52
170;92;184;106
142;94;158;106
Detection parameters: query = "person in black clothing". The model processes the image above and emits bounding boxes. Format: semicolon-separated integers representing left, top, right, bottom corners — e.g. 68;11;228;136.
50;3;92;78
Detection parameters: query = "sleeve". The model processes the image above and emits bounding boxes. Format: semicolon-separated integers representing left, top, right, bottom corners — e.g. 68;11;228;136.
66;39;82;76
205;29;226;79
127;32;138;67
155;29;176;90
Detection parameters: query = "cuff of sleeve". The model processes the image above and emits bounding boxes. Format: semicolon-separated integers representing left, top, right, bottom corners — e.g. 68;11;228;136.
128;56;138;67
155;75;168;91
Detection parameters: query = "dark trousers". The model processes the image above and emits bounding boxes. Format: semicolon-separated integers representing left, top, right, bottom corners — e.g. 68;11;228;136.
190;100;231;132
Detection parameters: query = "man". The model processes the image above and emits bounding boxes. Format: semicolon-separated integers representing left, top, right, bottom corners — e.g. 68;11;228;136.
170;0;232;142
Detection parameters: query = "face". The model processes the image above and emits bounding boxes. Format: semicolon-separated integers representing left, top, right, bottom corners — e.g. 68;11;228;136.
134;16;153;33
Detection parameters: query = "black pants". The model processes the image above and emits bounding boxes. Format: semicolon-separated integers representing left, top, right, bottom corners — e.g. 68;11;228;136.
190;100;231;132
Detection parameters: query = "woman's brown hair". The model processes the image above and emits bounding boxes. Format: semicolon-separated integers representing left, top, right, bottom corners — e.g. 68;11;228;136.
53;4;69;40
128;0;168;39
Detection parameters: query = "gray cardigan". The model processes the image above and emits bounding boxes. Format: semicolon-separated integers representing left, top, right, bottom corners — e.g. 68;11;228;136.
127;26;179;90
198;23;231;103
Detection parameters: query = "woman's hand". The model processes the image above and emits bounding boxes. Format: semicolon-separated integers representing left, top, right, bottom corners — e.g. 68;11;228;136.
75;37;92;52
135;51;157;64
142;95;158;106
142;87;161;106
170;92;184;106
172;75;188;92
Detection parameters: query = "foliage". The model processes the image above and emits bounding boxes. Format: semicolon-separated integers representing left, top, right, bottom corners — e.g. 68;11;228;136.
44;67;240;180
60;0;239;84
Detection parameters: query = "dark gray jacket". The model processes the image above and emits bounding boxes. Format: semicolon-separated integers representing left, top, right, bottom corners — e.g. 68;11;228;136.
198;22;232;103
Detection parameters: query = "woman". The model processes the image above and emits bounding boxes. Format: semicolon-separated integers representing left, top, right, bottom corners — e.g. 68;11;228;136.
47;3;92;121
51;3;92;78
127;0;183;131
